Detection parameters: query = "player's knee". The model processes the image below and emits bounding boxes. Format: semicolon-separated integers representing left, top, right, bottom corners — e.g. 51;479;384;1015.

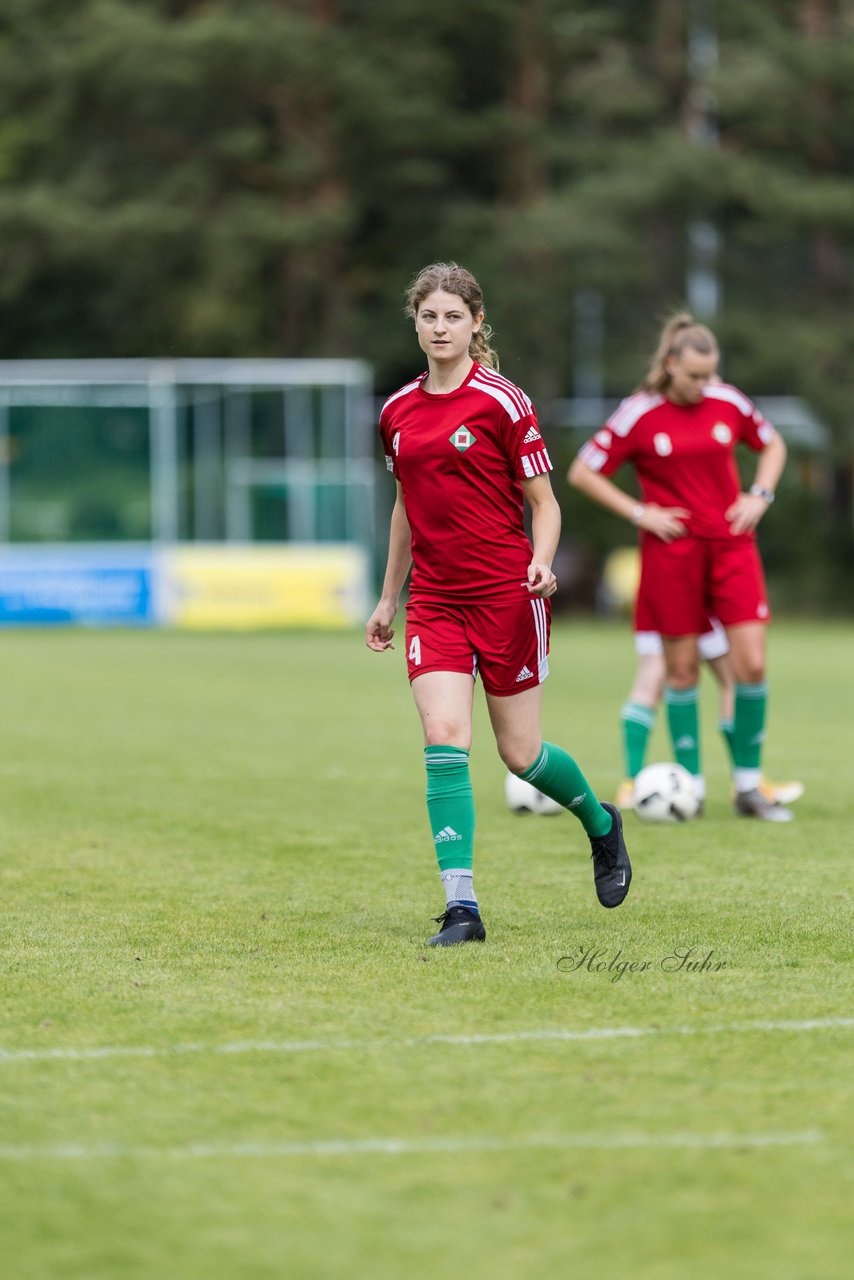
666;665;700;689
423;722;468;748
737;659;766;685
497;739;541;775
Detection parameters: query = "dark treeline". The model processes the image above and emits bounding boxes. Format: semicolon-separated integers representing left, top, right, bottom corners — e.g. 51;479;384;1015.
0;0;852;603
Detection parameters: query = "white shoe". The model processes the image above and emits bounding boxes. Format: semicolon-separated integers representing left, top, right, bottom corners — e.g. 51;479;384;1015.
760;779;804;806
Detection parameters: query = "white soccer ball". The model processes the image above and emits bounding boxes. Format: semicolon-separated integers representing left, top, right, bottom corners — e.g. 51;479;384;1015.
632;762;700;824
504;771;564;816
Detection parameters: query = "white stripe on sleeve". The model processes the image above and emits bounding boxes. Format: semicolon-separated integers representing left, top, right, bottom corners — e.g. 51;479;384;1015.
578;442;608;471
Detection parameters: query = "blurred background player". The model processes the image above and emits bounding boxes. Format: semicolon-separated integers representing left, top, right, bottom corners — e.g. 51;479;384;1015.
616;619;804;810
569;312;793;822
366;262;632;945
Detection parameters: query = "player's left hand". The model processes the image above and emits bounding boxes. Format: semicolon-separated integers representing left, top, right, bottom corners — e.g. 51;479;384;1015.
726;492;768;535
365;598;398;651
526;562;557;597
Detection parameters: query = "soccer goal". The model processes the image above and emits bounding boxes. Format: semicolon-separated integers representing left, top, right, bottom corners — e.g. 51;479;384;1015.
0;358;375;627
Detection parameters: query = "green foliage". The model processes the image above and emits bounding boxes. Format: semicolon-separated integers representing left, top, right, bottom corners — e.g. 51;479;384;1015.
0;1;852;579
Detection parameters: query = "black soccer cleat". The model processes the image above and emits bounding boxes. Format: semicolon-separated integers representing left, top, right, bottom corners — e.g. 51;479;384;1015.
589;802;632;908
426;905;487;947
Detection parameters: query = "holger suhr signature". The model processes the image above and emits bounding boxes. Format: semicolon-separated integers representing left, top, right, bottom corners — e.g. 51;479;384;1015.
557;945;727;983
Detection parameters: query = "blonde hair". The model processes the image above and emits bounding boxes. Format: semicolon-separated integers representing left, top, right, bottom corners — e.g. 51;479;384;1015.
405;262;499;370
639;311;719;393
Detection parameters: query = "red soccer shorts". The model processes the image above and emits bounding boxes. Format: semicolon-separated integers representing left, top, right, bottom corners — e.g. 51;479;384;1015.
404;591;551;696
636;534;771;637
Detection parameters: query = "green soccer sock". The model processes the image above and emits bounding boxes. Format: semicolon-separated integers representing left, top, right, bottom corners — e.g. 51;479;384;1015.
424;745;478;910
731;682;768;782
518;742;612;837
620;701;656;777
664;684;701;777
719;718;736;768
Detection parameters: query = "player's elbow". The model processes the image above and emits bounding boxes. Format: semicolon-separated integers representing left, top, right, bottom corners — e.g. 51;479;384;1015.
567;456;589;490
766;432;787;468
777;434;788;467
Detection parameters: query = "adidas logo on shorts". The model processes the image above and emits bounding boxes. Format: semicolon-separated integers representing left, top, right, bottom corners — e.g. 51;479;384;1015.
515;665;534;683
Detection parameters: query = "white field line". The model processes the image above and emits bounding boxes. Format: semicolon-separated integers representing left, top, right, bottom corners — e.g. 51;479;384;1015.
0;1017;852;1064
0;1130;826;1162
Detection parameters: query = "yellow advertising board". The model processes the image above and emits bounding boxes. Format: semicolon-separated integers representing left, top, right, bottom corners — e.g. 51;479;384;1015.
159;544;370;630
600;546;641;614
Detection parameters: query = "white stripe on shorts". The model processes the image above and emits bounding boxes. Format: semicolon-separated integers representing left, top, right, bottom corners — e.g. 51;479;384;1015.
530;597;548;682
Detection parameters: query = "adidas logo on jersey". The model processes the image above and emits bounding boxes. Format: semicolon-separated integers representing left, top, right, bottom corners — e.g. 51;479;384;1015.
522;425;541;444
515;665;534;683
434;826;463;844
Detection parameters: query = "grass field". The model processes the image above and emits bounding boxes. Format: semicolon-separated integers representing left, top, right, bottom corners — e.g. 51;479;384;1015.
1;619;851;1279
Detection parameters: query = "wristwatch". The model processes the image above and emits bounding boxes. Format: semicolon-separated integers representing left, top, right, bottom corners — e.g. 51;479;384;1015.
749;485;775;504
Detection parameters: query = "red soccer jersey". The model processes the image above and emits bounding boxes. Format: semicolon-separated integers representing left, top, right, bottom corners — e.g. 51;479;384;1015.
577;384;778;539
379;361;553;600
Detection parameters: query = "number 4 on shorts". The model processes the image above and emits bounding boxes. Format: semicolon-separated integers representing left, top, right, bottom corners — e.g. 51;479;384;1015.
409;635;422;665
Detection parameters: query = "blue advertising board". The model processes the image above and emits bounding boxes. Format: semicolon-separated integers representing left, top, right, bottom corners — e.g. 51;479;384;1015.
0;546;155;625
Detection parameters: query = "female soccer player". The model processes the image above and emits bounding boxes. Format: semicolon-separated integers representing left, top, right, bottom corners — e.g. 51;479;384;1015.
366;262;631;945
569;312;793;822
617;617;729;808
615;624;803;810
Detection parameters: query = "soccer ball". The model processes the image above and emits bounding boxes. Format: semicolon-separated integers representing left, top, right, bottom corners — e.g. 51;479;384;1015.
504;771;564;816
632;762;700;824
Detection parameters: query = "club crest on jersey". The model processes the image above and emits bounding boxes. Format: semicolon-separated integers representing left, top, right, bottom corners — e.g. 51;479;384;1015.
712;422;732;445
450;426;477;452
653;432;673;457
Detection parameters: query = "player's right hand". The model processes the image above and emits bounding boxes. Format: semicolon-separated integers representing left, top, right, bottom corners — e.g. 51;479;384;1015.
639;503;690;542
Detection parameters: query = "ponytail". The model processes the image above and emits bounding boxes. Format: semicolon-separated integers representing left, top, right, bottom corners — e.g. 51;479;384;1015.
639;312;719;393
469;324;499;371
